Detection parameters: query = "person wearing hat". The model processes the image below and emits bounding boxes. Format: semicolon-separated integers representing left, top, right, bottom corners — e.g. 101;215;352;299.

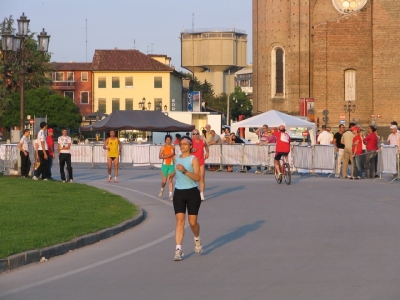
271;125;291;179
46;128;55;180
387;124;400;151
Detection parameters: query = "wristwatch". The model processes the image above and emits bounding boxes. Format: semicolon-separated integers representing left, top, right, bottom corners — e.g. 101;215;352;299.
182;169;187;175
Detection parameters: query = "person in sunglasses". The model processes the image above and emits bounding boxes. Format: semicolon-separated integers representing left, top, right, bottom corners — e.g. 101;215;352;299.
170;136;202;261
190;129;209;201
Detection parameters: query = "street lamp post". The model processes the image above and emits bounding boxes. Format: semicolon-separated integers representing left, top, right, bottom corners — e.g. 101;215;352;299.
138;97;152;110
343;100;356;124
1;13;50;133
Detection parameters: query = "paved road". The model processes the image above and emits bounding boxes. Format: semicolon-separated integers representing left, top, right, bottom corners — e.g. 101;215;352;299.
1;165;400;300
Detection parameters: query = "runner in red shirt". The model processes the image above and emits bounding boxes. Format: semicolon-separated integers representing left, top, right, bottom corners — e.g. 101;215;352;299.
191;129;209;201
272;125;291;179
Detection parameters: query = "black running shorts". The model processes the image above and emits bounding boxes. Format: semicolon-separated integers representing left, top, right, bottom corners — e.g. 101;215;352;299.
173;187;201;215
274;152;289;161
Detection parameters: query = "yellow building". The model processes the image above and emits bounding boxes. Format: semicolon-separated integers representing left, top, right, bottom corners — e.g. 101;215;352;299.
92;50;185;114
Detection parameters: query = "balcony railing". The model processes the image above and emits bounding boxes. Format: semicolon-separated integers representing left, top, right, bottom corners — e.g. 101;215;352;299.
51;81;76;90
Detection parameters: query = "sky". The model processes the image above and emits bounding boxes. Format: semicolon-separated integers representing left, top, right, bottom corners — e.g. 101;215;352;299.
2;0;252;71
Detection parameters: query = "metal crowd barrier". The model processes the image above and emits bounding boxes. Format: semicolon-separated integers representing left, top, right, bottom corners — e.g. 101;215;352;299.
0;144;18;175
374;145;399;184
2;142;399;183
292;144;335;176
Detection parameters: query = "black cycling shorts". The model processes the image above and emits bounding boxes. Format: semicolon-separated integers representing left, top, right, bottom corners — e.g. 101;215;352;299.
173;187;201;215
274;152;289;161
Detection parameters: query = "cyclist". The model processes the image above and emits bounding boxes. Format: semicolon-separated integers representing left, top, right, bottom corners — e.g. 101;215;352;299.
272;125;291;180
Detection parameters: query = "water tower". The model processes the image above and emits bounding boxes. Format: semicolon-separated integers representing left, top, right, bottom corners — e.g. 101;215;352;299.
181;28;247;95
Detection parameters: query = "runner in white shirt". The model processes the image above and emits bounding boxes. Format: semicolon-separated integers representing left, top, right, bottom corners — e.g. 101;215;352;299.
58;128;73;182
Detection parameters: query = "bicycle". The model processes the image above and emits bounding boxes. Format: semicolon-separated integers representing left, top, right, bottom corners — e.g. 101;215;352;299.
269;151;291;185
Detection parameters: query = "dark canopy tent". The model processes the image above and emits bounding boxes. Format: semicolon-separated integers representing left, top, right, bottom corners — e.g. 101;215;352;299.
80;110;194;132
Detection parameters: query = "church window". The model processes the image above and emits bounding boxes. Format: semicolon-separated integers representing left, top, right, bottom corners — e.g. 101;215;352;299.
271;47;285;97
345;69;356;101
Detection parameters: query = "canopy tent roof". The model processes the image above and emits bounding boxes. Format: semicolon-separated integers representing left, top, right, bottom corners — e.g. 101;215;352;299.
80;110;195;132
231;110;316;133
83;111;108;120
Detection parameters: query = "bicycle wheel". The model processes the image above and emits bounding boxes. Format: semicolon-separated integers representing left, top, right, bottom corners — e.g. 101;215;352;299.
284;163;291;185
275;165;282;184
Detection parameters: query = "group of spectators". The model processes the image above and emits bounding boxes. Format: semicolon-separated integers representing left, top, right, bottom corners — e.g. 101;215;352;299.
318;121;400;179
17;122;73;182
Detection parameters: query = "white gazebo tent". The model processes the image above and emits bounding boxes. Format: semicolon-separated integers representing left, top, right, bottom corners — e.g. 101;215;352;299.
231;110;317;144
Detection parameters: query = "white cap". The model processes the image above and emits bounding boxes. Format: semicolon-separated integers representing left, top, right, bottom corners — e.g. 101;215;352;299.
390;125;397;129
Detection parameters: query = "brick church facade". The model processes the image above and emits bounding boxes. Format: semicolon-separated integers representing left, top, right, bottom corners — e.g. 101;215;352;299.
252;0;400;127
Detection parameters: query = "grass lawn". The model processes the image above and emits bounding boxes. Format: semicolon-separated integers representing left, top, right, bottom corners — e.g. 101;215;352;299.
0;176;138;259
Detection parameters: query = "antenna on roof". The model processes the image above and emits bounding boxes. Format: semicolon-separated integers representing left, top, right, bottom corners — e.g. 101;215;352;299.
151;43;154;54
133;39;136;49
192;13;194;31
85;19;88;62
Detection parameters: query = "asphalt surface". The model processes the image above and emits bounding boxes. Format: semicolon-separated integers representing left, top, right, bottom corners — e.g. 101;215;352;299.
1;165;400;300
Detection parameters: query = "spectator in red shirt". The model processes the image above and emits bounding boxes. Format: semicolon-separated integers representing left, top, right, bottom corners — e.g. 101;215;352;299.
351;126;363;179
272;125;291;179
363;125;378;178
46;128;55;180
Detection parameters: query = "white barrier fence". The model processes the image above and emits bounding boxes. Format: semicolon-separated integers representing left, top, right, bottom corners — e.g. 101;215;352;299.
1;143;398;182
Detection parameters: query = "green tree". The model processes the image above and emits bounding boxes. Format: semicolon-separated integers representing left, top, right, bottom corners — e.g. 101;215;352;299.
0;15;52;118
2;87;82;129
229;86;252;120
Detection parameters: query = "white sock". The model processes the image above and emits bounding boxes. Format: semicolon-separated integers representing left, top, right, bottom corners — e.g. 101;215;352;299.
176;245;182;250
161;188;164;191
194;236;200;241
200;192;204;196
169;192;172;196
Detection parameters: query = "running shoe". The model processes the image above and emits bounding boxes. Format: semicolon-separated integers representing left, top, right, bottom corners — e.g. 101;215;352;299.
278;173;282;180
255;170;262;174
70;179;73;183
32;176;38;180
194;237;203;254
107;176;111;182
158;189;164;198
169;195;173;201
174;249;184;261
43;178;48;181
200;193;205;201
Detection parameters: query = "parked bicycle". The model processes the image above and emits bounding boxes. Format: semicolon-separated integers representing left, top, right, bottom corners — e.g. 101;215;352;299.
269;151;291;185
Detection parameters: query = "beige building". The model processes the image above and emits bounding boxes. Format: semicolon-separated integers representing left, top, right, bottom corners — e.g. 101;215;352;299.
253;0;400;127
92;50;185;114
181;28;248;95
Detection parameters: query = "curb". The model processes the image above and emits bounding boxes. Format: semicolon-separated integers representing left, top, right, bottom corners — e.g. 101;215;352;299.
0;208;144;274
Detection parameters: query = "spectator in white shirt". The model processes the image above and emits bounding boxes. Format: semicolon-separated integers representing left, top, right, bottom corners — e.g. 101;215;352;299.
33;122;48;180
58;128;73;182
317;125;333;145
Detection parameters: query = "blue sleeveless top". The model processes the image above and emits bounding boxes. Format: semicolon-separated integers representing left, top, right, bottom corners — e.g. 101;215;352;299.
175;155;197;190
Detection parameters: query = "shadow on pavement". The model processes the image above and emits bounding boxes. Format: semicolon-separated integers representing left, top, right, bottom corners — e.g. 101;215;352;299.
200;220;265;256
205;185;246;200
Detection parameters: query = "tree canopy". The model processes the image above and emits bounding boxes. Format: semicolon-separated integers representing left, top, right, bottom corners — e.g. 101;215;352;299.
2;87;82;129
0;15;52;118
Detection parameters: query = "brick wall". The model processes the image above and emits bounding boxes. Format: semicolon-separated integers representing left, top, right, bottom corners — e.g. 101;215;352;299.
253;0;400;128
